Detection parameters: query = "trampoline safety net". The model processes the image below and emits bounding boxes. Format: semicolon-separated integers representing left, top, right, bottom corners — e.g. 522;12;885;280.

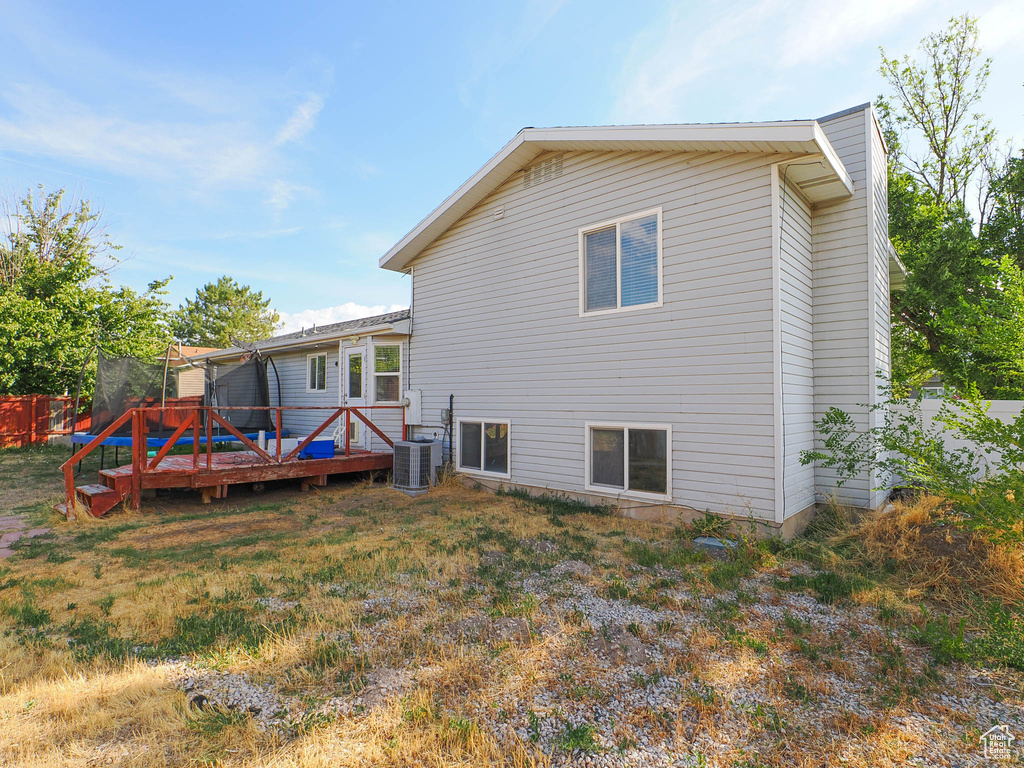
91;350;178;435
207;357;271;432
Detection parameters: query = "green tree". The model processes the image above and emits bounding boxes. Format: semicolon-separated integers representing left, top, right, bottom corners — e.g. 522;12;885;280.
171;276;279;348
880;14;995;211
0;187;171;397
880;17;1024;397
983;153;1024;265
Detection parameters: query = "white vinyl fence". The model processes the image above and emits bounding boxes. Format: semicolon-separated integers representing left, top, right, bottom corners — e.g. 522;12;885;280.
896;399;1024;477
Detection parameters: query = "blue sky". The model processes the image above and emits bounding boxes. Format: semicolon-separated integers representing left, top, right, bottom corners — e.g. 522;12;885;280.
2;0;1022;334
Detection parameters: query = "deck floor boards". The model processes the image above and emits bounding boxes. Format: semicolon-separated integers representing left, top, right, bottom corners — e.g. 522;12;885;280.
99;449;393;491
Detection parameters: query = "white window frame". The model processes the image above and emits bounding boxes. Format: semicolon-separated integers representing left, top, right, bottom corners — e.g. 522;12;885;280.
306;352;328;393
578;207;663;317
370;341;403;404
455;417;512;480
584;421;672;502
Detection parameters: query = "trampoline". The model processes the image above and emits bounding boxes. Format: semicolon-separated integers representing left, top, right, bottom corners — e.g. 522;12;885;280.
71;349;283;472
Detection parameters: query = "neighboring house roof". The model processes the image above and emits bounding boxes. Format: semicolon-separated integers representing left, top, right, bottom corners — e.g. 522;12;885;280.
167;345;219;367
380;117;857;273
201;310;411;362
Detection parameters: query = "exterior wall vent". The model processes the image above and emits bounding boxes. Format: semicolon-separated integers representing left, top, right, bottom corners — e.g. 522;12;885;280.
523;155;563;189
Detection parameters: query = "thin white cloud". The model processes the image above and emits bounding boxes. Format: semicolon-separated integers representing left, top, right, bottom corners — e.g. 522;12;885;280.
353;160;382;178
459;0;568;105
273;93;324;146
0;82;331;214
266;180;315;216
611;0;780;122
0;11;329;218
277;302;408;334
777;0;927;69
611;0;929;123
0;83;269;185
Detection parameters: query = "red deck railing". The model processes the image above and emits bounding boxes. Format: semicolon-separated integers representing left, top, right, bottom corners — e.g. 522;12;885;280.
60;404;405;512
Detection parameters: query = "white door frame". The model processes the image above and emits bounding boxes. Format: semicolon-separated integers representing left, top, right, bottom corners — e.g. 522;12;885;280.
342;344;367;449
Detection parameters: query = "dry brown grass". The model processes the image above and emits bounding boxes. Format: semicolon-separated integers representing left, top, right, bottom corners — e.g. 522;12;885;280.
0;450;1021;767
856;495;1024;605
0;477;621;766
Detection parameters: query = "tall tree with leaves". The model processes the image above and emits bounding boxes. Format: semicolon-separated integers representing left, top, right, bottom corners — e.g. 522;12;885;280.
880;16;1024;397
880;14;995;212
983;153;1024;265
171;276;280;348
0;187;171;397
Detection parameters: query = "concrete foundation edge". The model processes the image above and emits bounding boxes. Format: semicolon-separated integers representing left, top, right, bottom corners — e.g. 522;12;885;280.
459;476;877;540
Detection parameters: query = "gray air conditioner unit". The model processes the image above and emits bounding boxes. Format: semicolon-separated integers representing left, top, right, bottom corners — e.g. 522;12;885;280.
393;439;442;496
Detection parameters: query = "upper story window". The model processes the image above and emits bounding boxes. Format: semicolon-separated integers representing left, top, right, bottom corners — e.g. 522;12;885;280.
374;344;401;402
307;353;327;392
579;208;662;315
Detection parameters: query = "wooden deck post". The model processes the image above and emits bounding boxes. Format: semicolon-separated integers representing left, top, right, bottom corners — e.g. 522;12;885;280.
192;410;200;470
275;408;282;461
131;410;143;510
206;410;213;469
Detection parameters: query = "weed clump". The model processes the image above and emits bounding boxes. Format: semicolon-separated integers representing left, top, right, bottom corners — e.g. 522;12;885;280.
495;486;612;517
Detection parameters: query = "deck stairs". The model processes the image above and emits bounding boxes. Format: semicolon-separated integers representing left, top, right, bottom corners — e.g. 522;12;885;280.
56;477;128;518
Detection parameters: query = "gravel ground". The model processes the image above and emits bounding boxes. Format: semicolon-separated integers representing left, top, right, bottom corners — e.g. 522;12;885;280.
168;557;1024;766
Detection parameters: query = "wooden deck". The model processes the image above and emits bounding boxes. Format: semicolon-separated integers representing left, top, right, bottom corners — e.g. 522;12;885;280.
60;404;404;516
99;449;393;503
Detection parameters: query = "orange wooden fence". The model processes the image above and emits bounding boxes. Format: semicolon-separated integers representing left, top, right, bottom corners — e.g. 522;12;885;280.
0;396;90;448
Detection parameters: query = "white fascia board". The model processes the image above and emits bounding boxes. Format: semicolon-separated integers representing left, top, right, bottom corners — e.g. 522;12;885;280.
380;120;855;272
202;322;405;362
889;241;908;291
524;120;821;145
810;122;855;197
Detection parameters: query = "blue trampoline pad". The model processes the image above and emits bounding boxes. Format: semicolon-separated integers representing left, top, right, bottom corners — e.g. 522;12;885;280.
71;431;290;448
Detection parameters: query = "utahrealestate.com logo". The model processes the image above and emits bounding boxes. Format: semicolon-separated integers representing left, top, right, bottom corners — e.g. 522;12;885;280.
980;725;1016;761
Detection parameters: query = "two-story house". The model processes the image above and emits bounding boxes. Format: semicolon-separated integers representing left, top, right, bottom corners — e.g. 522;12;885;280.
375;102;898;535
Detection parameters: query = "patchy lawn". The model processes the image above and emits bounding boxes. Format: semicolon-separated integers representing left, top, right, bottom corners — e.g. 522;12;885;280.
0;446;1021;767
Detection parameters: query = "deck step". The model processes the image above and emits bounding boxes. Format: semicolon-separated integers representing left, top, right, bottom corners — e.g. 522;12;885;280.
74;483;124;517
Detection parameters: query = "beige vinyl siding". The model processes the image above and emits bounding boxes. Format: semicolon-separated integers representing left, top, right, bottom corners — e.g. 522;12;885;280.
779;177;816;517
176;367;206;398
266;339;408;451
261;347;340;438
409;149;779;519
868;112;893;507
812;106;877;507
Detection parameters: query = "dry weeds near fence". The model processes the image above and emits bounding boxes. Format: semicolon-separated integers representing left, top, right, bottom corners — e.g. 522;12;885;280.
0;447;1021;767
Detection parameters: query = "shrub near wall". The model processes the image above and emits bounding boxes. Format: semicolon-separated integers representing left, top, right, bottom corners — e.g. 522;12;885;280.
803;387;1024;544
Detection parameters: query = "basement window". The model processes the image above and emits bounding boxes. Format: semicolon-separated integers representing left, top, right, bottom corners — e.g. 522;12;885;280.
586;423;670;499
307;353;327;392
457;419;510;478
580;208;662;315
